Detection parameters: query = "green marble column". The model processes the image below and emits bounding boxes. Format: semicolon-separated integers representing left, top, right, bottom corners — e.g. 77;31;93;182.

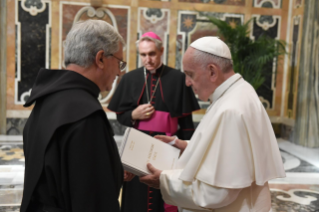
0;0;7;135
294;0;319;148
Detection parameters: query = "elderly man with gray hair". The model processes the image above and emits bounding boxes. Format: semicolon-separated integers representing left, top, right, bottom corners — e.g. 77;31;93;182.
140;37;285;212
21;20;125;212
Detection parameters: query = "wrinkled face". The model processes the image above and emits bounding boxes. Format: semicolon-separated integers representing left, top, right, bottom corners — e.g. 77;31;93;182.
103;43;123;91
183;48;213;101
138;40;163;71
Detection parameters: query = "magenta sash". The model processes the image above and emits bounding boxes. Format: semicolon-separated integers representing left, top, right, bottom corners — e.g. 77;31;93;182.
164;203;178;212
136;111;178;136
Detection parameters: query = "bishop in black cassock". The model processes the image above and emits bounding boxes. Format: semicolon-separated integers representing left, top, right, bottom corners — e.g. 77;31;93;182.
108;31;200;212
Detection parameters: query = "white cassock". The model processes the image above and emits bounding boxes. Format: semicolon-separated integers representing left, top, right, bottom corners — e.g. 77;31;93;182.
159;74;286;212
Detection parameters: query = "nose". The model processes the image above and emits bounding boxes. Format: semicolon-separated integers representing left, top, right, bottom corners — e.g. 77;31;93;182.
145;55;151;63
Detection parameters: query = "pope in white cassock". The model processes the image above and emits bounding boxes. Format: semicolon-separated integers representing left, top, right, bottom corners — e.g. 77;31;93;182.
139;36;286;212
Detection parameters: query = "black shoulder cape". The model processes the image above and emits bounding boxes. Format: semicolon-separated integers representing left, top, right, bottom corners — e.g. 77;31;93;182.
108;65;199;117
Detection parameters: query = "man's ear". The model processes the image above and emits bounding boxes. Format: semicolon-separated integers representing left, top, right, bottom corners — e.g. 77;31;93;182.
208;64;218;82
159;47;164;56
95;50;105;69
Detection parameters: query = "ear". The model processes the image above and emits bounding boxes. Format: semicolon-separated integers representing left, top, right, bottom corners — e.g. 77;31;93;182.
95;50;105;69
208;64;219;82
159;47;164;56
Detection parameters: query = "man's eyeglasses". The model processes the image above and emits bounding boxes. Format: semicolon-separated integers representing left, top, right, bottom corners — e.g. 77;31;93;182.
108;54;127;71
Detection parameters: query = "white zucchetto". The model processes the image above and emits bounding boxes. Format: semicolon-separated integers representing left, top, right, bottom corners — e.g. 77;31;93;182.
190;36;232;60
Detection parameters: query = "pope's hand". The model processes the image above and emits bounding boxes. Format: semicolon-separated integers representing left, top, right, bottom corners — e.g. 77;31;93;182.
132;104;155;120
155;135;188;153
139;163;162;189
124;171;135;182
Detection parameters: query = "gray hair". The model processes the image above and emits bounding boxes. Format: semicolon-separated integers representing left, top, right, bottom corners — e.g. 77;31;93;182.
135;36;163;50
64;20;125;68
192;49;233;73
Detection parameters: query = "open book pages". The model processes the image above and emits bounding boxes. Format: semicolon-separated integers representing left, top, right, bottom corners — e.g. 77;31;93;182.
119;128;181;176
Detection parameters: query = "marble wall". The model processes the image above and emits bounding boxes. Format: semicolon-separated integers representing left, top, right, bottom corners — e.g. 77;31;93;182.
2;0;309;138
15;1;50;104
294;0;319;148
279;0;305;142
59;3;130;105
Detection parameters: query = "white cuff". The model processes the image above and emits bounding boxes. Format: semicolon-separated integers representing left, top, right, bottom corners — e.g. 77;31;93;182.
168;136;178;145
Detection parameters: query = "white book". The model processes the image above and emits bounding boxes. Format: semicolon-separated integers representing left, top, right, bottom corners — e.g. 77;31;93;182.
119;127;181;176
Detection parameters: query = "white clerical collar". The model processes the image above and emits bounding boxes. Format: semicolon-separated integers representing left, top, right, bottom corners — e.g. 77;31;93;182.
208;73;242;105
147;63;163;74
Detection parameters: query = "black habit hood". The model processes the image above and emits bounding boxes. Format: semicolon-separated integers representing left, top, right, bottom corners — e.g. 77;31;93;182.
24;68;100;106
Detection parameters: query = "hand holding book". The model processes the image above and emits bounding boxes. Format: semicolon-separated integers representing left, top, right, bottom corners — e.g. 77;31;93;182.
139;163;162;189
124;170;135;182
119;128;181;176
154;135;188;153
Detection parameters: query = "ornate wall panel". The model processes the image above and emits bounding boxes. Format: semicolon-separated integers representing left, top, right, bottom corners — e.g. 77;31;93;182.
250;15;282;110
5;0;299;134
15;0;51;105
178;0;245;6
137;7;170;67
286;16;301;117
280;0;304;133
294;0;302;8
253;0;282;8
59;2;130;105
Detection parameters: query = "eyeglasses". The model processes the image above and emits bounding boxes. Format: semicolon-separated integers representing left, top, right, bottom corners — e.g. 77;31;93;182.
108;54;127;71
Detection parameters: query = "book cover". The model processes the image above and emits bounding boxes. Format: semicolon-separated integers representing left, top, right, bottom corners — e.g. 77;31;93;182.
119;128;181;176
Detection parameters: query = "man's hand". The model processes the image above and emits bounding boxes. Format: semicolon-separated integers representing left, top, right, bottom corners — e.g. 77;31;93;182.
139;163;162;189
155;135;188;153
124;171;135;182
132;104;155;120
